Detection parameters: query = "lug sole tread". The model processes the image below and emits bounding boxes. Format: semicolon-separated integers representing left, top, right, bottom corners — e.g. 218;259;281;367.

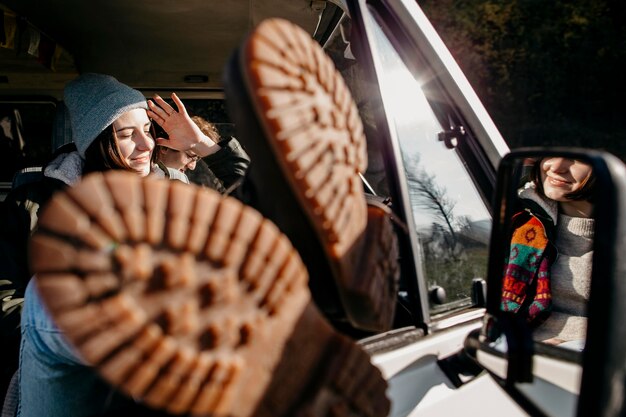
241;18;399;332
30;170;390;417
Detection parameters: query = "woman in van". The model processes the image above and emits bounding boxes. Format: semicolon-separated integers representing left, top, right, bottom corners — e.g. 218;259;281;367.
501;157;595;349
7;60;393;416
0;72;248;414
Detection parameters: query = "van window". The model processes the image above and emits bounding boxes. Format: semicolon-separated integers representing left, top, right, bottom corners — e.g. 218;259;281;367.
365;12;491;314
323;12;491;316
181;99;235;140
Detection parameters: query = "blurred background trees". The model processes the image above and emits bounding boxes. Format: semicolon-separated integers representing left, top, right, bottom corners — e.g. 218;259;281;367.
419;0;626;159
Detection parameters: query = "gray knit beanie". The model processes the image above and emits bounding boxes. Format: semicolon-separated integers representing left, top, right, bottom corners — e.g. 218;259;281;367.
64;73;148;157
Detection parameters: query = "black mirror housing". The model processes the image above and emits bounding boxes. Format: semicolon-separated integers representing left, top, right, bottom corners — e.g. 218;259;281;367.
467;147;626;417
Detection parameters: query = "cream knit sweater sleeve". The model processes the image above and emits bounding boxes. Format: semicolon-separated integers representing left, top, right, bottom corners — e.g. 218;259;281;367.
533;214;595;343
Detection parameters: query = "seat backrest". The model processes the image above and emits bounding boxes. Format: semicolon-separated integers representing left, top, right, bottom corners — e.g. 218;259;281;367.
10;102;74;191
0;109;27;183
11;166;43;190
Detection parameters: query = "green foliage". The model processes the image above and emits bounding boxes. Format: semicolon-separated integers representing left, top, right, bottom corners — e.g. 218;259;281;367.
419;0;626;159
424;244;488;309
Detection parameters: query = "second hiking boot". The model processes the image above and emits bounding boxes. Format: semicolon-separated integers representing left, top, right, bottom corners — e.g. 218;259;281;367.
224;18;400;332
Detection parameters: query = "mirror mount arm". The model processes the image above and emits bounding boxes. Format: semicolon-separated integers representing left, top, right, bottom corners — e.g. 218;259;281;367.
465;315;533;385
498;314;534;384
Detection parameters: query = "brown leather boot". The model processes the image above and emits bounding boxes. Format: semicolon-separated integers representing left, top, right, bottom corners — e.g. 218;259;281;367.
224;18;400;333
29;170;390;417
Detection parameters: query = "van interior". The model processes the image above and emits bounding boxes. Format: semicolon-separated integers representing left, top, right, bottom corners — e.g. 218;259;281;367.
0;0;345;198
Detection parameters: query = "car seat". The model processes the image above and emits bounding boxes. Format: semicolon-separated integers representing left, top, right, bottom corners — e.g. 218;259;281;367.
10;102;74;191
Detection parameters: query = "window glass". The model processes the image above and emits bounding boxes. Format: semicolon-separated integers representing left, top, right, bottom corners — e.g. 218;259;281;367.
325;12;491;315
177;99;235;141
322;17;393;198
367;13;492;313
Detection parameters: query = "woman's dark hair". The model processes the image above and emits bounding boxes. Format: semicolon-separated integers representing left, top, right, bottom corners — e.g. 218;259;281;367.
82;126;131;175
83;125;155;175
532;158;596;202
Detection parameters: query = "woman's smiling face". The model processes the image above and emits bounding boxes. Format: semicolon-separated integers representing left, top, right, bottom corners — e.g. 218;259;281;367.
540;157;593;202
113;108;155;177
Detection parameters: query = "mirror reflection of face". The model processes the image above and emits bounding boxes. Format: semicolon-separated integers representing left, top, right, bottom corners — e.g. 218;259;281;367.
540;158;593;202
113;108;155;177
158;147;198;172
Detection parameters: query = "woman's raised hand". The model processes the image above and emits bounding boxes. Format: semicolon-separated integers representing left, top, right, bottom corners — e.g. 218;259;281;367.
147;93;218;157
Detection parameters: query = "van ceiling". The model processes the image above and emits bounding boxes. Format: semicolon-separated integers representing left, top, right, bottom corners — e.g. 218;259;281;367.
1;0;333;96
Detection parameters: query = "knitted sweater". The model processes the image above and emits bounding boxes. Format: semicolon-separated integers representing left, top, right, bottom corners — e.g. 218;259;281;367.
501;182;594;343
533;214;594;342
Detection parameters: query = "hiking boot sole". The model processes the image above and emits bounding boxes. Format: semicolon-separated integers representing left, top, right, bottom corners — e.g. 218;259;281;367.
224;18;399;332
29;170;390;417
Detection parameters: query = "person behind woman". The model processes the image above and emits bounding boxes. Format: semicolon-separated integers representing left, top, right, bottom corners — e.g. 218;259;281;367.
0;72;226;416
501;157;595;348
156;115;250;193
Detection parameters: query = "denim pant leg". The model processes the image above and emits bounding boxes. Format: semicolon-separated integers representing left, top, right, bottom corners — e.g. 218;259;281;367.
18;279;131;417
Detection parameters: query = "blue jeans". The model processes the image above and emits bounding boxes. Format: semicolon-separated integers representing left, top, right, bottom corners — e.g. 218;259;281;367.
18;279;132;417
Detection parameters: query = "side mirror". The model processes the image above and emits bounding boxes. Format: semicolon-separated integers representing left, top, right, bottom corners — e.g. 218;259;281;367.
465;148;626;417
